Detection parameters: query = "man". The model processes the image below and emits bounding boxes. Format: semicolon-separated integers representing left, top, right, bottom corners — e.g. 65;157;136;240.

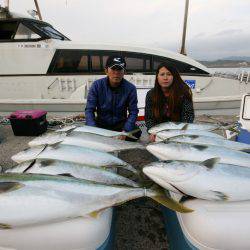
85;55;141;141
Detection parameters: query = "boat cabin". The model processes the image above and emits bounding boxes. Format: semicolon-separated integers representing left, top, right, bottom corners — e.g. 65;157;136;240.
0;18;69;42
0;17;210;77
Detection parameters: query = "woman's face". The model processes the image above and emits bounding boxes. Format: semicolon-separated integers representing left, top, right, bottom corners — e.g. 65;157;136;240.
157;67;173;89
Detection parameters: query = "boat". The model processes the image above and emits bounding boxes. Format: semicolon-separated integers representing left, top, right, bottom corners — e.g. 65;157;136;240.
0;8;249;117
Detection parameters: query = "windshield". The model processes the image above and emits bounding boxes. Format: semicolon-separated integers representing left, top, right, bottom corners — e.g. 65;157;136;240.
33;23;69;40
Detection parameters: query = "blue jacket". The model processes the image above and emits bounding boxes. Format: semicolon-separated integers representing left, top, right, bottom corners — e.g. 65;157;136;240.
85;77;139;132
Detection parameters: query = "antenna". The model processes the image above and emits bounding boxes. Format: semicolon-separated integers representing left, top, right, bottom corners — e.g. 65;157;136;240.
180;0;189;56
34;0;42;20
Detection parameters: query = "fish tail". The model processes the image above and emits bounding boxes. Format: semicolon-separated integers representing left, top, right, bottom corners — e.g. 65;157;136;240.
124;128;141;139
146;187;194;213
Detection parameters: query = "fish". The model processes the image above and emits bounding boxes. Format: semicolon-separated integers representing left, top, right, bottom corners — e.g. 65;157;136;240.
148;122;219;134
56;125;139;139
11;144;137;173
7;159;139;187
155;129;224;141
28;131;144;152
143;158;250;201
0;173;193;228
146;141;250;168
166;134;250;152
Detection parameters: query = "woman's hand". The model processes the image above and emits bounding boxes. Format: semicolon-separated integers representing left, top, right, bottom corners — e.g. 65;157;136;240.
149;134;156;142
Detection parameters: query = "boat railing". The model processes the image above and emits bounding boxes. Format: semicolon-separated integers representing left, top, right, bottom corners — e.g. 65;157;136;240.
213;70;250;84
238;71;250;84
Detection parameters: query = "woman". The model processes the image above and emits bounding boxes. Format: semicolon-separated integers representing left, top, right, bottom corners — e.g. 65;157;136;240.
145;62;194;142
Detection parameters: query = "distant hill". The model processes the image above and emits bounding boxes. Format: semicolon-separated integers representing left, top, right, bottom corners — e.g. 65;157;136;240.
222;56;250;62
198;58;250;68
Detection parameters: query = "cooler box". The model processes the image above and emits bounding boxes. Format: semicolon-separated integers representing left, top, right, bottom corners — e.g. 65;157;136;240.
0;208;116;250
162;129;250;250
8;110;47;136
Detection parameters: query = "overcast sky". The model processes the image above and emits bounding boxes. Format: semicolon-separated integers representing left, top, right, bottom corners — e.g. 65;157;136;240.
2;0;250;60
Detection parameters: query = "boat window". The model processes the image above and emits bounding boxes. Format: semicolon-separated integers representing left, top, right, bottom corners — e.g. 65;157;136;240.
145;58;151;71
0;21;18;40
32;23;68;40
126;57;144;71
122;52;151;72
14;23;41;40
102;56;109;69
49;50;90;73
153;55;209;75
77;55;88;71
52;50;86;73
91;55;102;71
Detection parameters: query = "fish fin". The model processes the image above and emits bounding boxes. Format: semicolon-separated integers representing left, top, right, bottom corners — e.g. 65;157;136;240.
124;164;138;174
149;188;193;213
211;191;229;201
162;160;174;164
23;159;36;172
58;173;74;178
181;124;189;130
102;164;138;174
181;135;199;140
192;145;208;151
201;157;220;170
0;182;24;194
0;223;12;230
125;128;141;139
48;142;62;149
56;125;76;133
179;195;197;204
239;148;250;153
87;209;105;218
39;159;56;167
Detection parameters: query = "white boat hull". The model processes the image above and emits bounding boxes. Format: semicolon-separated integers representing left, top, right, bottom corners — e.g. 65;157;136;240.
0;92;242;117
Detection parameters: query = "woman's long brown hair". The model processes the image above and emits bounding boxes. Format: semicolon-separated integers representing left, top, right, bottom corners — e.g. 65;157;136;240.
151;62;193;122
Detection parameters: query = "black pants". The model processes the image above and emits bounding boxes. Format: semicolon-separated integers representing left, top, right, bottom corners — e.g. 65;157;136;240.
97;121;142;142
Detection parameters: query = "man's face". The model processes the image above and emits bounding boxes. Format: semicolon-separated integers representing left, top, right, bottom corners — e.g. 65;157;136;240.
105;67;125;87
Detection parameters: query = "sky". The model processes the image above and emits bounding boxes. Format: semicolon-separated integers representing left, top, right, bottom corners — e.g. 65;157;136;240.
1;0;250;60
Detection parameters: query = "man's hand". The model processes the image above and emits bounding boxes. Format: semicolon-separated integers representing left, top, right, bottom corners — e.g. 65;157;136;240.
118;135;126;140
149;134;156;142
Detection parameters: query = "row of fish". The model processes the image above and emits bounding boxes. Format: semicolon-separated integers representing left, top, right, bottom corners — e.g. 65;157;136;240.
144;121;250;203
1;124;192;229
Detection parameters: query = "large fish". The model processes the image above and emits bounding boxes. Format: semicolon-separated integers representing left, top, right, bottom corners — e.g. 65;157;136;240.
148;122;219;134
28;132;144;152
166;134;250;152
56;125;138;139
143;158;250;201
0;173;193;228
146;142;250;168
156;129;224;141
11;144;137;173
7;159;139;187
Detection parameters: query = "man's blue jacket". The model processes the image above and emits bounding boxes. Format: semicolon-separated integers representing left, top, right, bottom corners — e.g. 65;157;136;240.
85;77;139;132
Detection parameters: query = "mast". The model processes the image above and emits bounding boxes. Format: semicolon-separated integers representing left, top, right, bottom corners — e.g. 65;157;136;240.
34;0;42;20
180;0;189;55
6;0;9;10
